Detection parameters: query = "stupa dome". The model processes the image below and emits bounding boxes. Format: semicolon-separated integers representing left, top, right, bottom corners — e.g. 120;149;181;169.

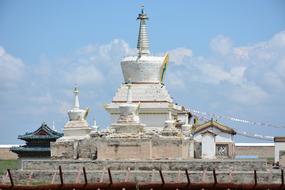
121;55;166;83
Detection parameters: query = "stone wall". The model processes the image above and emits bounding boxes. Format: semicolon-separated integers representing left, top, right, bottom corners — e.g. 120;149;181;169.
51;141;74;159
14;159;275;184
235;145;274;159
97;138;152;160
150;137;191;160
51;135;193;160
95;136;193;160
6;168;284;185
22;159;268;171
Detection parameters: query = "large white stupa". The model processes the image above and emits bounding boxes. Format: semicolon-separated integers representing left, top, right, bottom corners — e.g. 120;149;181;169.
105;6;191;131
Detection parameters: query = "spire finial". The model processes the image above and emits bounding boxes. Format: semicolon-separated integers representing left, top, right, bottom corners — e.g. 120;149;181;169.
73;85;80;109
137;5;150;56
141;4;144;13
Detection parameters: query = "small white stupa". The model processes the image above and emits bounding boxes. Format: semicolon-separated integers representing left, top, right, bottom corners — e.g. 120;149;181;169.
110;83;145;134
62;86;91;138
89;118;100;137
161;106;179;136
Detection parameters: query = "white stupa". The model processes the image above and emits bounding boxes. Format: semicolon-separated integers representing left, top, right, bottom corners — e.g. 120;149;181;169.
62;86;91;138
105;6;191;132
110;83;145;134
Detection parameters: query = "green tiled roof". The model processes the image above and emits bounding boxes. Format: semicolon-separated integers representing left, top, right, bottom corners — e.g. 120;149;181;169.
10;146;50;153
19;122;63;140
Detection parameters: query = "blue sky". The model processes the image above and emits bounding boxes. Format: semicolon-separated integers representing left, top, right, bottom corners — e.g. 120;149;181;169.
0;0;285;143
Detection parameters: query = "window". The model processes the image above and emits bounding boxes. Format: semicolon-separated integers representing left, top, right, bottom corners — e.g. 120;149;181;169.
216;144;228;157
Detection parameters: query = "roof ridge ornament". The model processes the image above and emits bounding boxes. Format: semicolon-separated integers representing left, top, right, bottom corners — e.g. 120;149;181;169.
137;5;150;57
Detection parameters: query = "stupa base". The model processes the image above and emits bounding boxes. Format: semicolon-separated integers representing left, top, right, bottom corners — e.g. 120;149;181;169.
110;123;145;134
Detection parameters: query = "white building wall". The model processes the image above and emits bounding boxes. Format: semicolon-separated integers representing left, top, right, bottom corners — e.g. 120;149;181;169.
201;134;216;159
275;142;285;162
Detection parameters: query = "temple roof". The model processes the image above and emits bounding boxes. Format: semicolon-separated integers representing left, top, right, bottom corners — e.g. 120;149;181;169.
192;119;236;135
10;146;50;153
18;122;63;141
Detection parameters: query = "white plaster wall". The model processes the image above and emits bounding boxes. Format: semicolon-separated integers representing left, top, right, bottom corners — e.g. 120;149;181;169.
275;142;285;162
201;134;215;159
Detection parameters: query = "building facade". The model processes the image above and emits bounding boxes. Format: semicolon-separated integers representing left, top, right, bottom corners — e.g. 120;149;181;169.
193;119;236;159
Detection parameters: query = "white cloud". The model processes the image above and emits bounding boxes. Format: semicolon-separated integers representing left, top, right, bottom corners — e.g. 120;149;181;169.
78;39;136;63
270;31;285;47
263;72;284;90
169;48;192;65
167;31;285;105
210;35;233;55
200;63;232;85
230;83;268;105
65;65;104;86
0;46;25;88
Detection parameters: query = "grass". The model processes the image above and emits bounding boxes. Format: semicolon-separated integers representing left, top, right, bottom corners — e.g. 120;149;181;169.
0;160;18;175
